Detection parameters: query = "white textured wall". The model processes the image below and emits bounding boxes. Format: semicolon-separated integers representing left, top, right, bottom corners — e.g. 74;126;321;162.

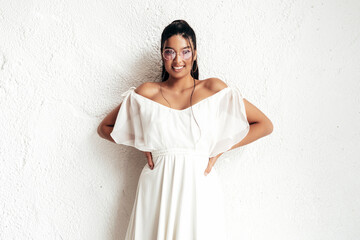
1;0;359;239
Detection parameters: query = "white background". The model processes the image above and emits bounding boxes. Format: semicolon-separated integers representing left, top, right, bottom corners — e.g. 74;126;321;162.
1;0;359;239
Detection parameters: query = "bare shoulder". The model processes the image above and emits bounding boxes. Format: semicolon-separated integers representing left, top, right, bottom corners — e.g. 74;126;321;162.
134;82;158;98
204;77;228;92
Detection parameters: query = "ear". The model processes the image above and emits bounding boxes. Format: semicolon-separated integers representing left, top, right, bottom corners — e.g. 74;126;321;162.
193;49;197;61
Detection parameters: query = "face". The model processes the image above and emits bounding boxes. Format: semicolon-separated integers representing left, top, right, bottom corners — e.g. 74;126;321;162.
162;35;197;79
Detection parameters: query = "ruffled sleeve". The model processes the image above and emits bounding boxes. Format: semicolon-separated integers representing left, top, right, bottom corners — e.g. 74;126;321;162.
209;86;250;158
110;86;153;152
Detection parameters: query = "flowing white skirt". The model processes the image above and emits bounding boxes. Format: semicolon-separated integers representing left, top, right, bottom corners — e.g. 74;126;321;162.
124;148;228;240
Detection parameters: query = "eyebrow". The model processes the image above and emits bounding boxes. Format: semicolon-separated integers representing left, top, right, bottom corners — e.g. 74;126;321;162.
164;46;190;50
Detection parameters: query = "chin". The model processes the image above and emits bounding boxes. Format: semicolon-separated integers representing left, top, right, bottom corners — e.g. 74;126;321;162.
170;72;191;79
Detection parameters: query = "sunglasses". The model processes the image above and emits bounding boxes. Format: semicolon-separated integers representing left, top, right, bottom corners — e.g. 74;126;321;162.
162;48;192;61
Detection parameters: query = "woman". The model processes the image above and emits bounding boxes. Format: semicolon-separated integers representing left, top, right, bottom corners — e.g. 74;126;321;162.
98;20;273;240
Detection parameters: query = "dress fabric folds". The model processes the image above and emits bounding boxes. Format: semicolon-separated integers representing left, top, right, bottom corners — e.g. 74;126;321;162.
110;85;250;240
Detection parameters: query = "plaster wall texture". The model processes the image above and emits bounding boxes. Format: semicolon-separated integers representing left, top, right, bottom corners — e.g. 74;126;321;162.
1;0;359;239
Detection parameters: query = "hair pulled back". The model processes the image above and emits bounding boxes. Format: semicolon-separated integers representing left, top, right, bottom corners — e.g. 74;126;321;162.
160;20;199;82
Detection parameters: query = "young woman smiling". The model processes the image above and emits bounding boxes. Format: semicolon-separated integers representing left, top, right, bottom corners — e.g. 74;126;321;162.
98;19;273;239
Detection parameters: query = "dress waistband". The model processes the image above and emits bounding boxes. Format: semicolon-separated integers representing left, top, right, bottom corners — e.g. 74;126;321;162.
151;148;209;158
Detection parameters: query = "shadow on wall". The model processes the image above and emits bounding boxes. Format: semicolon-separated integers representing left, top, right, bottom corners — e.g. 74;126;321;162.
108;49;163;239
128;48;164;84
110;150;146;240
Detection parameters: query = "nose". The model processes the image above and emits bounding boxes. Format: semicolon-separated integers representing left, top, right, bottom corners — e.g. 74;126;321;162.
173;52;182;63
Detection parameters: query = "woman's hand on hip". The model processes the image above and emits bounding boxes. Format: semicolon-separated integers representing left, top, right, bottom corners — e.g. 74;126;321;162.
204;153;222;176
144;152;154;169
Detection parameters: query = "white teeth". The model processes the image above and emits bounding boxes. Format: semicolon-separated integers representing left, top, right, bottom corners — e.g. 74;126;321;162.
173;66;184;69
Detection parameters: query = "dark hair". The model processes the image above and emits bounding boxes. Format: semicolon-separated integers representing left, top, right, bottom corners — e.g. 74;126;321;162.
160;20;199;82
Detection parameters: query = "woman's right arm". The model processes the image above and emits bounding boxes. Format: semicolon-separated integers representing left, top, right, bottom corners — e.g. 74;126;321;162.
97;102;122;143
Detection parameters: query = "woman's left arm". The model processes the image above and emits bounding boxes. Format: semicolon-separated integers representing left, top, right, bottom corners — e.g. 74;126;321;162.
237;98;273;143
217;98;273;158
205;98;274;175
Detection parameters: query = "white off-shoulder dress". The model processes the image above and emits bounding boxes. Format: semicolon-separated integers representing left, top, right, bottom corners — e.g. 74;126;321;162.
110;85;250;240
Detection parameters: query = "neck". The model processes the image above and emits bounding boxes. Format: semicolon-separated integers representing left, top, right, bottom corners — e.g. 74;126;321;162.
165;74;197;90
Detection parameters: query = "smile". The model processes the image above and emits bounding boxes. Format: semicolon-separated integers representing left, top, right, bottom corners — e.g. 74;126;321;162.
172;66;184;71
